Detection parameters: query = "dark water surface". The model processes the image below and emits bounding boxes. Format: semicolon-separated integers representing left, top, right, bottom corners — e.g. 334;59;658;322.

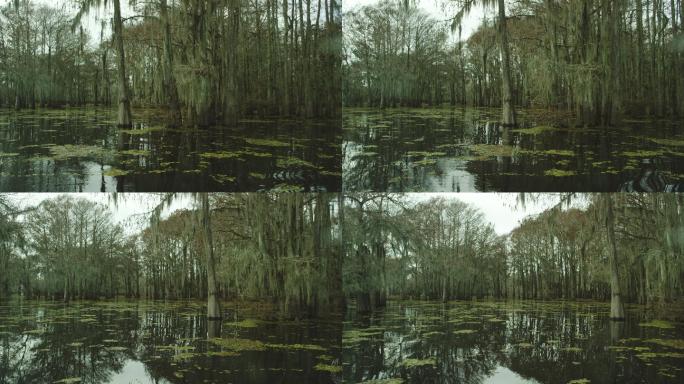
0;108;341;192
343;300;684;384
343;108;684;192
0;300;341;384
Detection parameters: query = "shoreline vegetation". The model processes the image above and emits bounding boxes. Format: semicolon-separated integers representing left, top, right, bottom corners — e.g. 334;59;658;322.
0;0;342;127
343;0;684;126
341;194;682;316
0;193;344;318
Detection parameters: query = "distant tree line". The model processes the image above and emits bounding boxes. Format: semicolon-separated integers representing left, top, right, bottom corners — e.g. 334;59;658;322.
0;0;341;127
0;193;344;319
343;0;684;125
342;193;684;316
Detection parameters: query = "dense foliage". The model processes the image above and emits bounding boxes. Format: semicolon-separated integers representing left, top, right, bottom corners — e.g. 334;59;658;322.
0;0;341;126
343;0;684;125
0;193;343;318
342;194;684;313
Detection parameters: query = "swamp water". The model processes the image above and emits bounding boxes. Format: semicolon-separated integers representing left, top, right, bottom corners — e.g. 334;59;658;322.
0;108;341;192
0;300;341;384
343;108;684;192
342;300;684;384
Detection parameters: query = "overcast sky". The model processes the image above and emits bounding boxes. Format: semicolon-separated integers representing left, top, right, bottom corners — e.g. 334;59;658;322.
6;193;577;236
9;193;192;235
5;0;136;45
343;0;490;41
9;0;490;43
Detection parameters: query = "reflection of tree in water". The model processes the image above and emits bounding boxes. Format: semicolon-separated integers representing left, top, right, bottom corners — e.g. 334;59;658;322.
8;310;135;383
2;302;341;384
344;301;678;384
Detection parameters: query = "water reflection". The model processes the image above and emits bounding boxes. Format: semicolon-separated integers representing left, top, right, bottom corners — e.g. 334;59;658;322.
342;108;684;192
0;300;341;384
342;300;684;384
0;108;341;192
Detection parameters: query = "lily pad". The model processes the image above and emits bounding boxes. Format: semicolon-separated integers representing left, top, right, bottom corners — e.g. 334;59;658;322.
639;320;676;329
400;358;437;368
313;363;342;373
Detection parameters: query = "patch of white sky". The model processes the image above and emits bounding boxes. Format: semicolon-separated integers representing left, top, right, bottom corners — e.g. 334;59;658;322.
9;193;193;236
343;0;494;42
13;0;491;45
4;0;136;47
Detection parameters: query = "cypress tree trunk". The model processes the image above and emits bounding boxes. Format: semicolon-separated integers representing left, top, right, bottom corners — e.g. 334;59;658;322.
201;194;221;320
497;0;516;126
604;194;625;321
113;0;133;127
159;0;182;126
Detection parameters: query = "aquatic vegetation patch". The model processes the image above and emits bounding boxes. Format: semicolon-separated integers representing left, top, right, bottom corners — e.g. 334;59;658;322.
49;145;107;160
359;379;404;384
648;137;684;147
268;343;326;351
343;329;383;344
453;329;478;335
354;152;379;159
422;331;443;337
276;157;319;169
562;347;583;353
515;343;534;348
321;170;342;177
566;379;590;384
545;169;576;177
607;345;650;352
119;149;150;156
249;172;266;179
657;368;677;378
23;329;45;335
639;320;676;329
486;318;506;323
208;337;268;351
314;363;342;373
206;350;239;357
470;144;515;157
240;149;273;158
244;138;291;147
636;351;684;360
103;167;128;177
511;125;559;135
407;151;447;157
400;358;437;368
200;151;242;159
0;152;19;158
53;378;82;384
543;149;575;157
644;339;684;349
413;158;437;166
620;150;664;158
211;174;237;184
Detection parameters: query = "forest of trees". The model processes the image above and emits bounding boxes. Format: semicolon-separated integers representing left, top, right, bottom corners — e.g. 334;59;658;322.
0;0;341;126
343;0;684;125
3;193;683;321
342;194;684;319
0;193;344;319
